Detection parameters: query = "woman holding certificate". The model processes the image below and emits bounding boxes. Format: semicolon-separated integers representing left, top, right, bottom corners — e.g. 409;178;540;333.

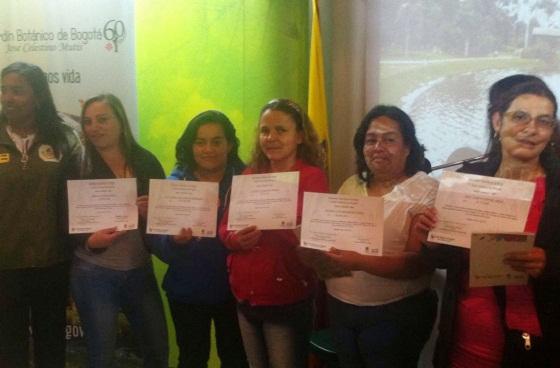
424;79;560;368
219;99;328;368
70;94;168;367
150;110;248;368
0;62;82;367
324;105;438;367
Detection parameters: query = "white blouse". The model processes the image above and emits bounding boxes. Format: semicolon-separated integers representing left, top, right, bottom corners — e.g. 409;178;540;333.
326;171;438;306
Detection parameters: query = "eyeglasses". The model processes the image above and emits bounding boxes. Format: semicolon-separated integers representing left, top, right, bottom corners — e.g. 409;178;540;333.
504;110;558;129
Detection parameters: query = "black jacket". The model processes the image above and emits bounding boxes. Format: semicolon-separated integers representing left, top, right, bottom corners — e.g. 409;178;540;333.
0;122;82;269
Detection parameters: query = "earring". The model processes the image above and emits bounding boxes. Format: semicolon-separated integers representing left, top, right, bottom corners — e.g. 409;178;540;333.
493;131;499;140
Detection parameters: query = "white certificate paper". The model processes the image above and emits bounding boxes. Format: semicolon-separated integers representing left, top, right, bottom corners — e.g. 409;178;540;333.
469;232;533;287
227;171;299;231
68;178;138;234
300;192;384;255
146;179;219;237
428;171;535;248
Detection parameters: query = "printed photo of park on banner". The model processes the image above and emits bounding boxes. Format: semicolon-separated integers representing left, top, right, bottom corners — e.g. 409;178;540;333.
1;1;139;366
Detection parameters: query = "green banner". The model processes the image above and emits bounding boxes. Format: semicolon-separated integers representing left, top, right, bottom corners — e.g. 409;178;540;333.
136;1;310;366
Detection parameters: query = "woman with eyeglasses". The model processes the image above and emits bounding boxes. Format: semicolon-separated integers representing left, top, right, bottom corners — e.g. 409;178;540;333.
420;78;560;368
219;99;328;368
70;94;168;368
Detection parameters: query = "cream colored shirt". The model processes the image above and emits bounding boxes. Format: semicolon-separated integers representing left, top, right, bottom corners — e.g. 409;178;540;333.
326;171;438;306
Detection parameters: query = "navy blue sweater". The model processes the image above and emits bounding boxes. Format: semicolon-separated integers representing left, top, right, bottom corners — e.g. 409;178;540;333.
150;164;243;304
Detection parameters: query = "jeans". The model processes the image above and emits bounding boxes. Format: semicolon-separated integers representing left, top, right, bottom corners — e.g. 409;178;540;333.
0;262;69;368
169;299;248;368
236;299;313;368
70;257;168;368
328;289;438;368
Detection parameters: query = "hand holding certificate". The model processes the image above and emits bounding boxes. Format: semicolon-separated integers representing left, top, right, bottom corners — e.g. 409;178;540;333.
469;232;533;287
68;178;138;234
227;171;299;231
428;172;535;248
146;179;219;237
300;192;384;255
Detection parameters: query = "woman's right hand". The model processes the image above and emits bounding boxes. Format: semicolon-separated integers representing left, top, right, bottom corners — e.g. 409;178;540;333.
173;227;193;245
86;227;126;249
234;225;261;250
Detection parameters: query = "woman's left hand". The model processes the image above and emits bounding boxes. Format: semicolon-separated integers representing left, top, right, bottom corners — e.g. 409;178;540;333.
504;247;546;278
411;207;438;233
137;195;149;220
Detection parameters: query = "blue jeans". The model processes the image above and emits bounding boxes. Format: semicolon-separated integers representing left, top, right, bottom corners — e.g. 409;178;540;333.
328;289;437;368
236;299;313;368
70;258;168;368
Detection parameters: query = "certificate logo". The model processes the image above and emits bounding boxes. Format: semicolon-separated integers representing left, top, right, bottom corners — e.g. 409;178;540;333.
365;247;379;255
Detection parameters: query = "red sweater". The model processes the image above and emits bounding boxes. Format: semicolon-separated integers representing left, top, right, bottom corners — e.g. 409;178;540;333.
219;160;329;306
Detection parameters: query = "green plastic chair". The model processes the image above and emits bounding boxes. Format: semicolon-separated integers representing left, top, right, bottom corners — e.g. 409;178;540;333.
309;328;339;368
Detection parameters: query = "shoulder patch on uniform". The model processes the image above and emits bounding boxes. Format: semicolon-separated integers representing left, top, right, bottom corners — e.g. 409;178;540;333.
38;144;60;162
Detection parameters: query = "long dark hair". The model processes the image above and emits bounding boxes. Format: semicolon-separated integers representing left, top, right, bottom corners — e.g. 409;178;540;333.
487;80;558;171
80;94;140;174
1;61;64;153
354;105;426;184
251;98;324;171
175;110;244;171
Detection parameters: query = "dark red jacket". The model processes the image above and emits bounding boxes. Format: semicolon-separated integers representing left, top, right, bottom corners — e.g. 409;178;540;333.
219;160;329;306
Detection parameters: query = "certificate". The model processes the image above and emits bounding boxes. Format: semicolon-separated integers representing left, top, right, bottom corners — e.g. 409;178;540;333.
469;232;533;287
227;171;299;230
68;178;138;234
428;171;535;248
146;179;219;237
300;192;384;255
